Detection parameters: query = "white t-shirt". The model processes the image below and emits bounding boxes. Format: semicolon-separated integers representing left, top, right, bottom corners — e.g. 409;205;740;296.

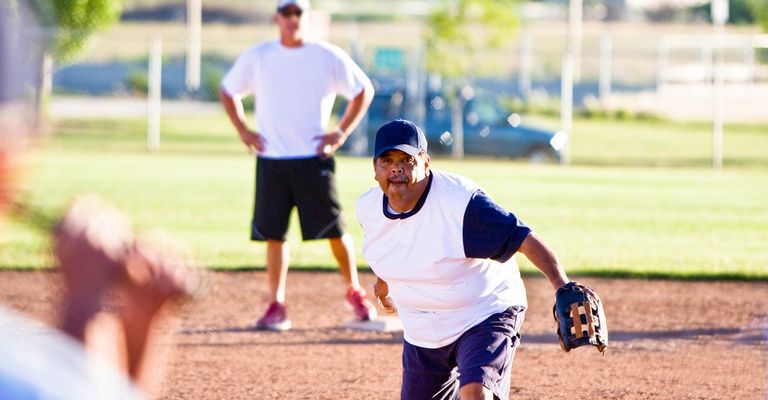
356;171;531;349
221;40;371;159
0;306;145;400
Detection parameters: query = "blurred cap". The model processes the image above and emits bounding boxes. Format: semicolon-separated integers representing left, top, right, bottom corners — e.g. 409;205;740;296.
277;0;310;11
374;119;428;159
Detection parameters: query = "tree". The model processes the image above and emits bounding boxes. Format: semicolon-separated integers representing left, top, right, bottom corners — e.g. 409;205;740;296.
33;0;123;63
425;0;520;158
14;0;122;114
690;0;756;25
751;0;768;31
426;0;519;78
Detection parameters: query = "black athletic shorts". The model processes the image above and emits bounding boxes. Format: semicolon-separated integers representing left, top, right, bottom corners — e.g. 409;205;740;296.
251;156;346;241
401;306;526;400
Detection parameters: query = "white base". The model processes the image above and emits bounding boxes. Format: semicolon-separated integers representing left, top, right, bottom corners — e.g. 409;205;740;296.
341;315;403;332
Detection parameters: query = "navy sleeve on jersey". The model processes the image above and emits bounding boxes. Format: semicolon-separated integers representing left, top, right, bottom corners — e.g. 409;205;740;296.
462;190;532;263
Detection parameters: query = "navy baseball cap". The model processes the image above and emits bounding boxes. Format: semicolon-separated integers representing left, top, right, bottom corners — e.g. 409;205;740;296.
374;119;428;159
277;0;310;11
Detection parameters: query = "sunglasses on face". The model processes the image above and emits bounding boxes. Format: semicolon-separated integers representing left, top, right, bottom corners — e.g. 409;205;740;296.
279;8;302;18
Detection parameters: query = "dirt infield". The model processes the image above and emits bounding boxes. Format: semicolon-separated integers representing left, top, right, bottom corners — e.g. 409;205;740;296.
1;270;766;399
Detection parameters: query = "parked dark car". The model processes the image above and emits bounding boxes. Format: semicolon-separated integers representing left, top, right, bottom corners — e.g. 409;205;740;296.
348;83;568;162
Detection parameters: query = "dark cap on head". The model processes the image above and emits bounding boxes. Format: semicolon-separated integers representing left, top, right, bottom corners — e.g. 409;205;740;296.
277;0;310;11
374;119;428;159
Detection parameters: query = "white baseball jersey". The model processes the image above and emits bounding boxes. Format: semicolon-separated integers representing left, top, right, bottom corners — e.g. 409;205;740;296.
221;40;370;159
356;170;531;349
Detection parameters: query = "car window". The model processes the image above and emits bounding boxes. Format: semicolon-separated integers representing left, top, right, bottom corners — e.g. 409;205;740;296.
367;97;388;117
428;94;451;124
467;96;504;125
369;90;405;119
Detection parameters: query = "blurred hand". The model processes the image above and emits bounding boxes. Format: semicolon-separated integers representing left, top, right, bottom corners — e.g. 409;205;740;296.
55;197;200;330
373;277;396;314
122;232;200;314
118;232;201;393
581;284;601;302
314;129;346;157
54;196;134;301
239;129;266;154
54;196;134;339
555;281;602;307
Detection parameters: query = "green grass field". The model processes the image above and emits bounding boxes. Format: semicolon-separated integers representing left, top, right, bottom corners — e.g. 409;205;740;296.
3;115;766;280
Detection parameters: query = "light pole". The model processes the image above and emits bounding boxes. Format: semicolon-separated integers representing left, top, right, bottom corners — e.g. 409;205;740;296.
568;0;583;82
186;0;202;91
711;0;728;169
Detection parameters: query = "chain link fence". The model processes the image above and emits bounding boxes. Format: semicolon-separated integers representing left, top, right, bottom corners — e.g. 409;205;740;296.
39;5;768;166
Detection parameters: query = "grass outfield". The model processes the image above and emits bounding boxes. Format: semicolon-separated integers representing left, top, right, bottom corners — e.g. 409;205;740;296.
2;115;766;280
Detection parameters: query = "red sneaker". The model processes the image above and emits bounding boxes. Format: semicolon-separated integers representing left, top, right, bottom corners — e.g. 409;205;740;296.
346;287;377;321
255;301;291;331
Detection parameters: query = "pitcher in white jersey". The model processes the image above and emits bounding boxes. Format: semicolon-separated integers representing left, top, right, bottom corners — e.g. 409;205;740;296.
357;119;582;400
219;0;377;330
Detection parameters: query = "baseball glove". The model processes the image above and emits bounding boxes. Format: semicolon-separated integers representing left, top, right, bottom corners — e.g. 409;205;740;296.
553;281;608;354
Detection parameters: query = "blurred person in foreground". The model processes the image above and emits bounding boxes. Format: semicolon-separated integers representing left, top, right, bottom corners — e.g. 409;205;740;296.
0;4;197;399
219;0;376;330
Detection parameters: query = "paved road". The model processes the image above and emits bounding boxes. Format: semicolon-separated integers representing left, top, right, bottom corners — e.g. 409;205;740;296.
51;88;768;122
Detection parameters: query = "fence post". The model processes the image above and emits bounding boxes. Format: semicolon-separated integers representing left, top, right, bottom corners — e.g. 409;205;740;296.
186;0;201;91
657;38;668;90
518;30;532;99
599;36;613;101
711;0;728;169
744;38;754;84
560;50;574;165
451;92;465;160
711;38;724;169
147;37;162;152
568;0;583;82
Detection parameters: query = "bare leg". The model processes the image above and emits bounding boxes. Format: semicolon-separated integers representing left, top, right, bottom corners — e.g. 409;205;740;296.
266;239;289;303
329;233;359;289
331;233;375;320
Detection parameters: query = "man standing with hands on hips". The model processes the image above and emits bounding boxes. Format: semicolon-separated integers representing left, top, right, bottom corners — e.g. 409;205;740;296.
358;120;604;400
220;0;376;330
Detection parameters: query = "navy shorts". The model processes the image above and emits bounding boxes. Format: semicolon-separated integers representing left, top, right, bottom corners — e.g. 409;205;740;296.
251;156;346;241
401;306;526;400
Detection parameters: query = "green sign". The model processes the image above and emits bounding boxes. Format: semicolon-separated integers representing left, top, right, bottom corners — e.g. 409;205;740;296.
373;47;405;71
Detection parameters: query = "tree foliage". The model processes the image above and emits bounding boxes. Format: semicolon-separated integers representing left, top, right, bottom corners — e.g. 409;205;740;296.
425;0;519;78
689;0;756;24
751;0;768;31
33;0;123;63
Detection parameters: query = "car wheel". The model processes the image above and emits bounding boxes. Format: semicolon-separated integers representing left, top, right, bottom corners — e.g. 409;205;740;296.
525;147;556;163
